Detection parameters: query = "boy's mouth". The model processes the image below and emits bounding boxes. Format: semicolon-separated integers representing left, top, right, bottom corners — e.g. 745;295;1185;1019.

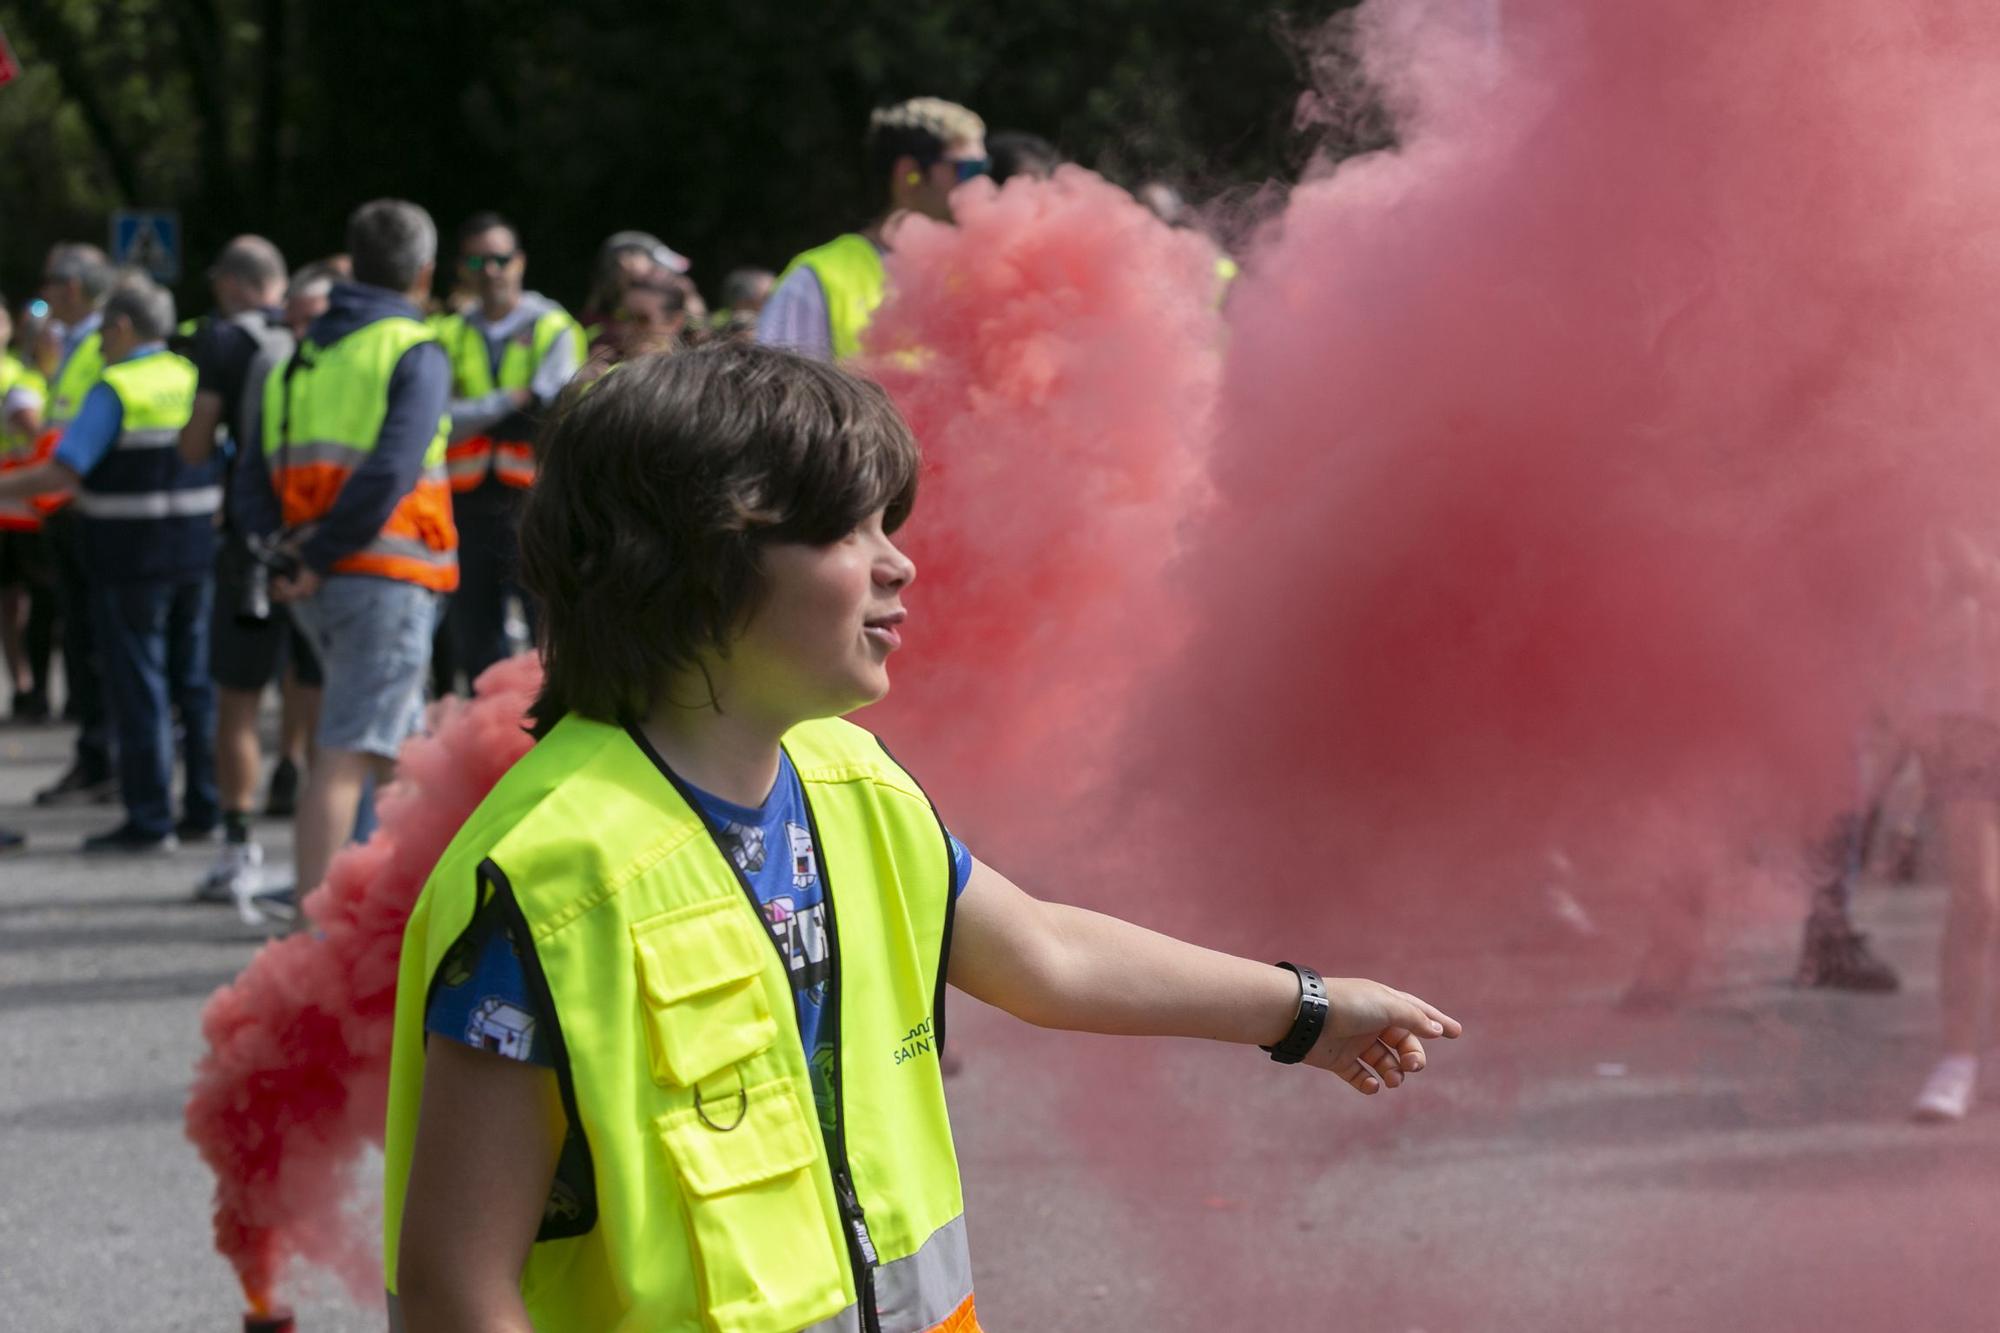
864;610;906;649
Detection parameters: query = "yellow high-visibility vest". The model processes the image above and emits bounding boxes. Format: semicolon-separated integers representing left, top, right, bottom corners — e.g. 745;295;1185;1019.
434;301;581;490
0;353;50;532
383;714;977;1333
260;317;458;590
778;234;888;360
24;329;106;517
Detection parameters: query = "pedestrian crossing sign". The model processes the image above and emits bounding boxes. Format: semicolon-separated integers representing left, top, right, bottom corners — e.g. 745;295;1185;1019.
112;209;181;283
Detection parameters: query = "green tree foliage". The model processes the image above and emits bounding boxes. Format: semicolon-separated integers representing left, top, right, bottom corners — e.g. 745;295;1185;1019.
0;0;1359;310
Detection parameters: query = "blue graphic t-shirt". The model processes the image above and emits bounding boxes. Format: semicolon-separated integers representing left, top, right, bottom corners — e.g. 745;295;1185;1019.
426;752;972;1138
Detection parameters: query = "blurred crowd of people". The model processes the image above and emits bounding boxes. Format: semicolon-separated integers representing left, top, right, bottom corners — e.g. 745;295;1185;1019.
0;98;1076;902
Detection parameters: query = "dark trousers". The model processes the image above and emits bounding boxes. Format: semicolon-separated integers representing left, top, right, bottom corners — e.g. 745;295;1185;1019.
447;484;535;689
1803;809;1869;930
1;530;57;700
47;509;112;779
22;578;55;696
93;575;219;837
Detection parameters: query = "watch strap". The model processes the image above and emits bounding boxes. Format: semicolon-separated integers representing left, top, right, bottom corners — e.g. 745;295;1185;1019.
1261;962;1328;1064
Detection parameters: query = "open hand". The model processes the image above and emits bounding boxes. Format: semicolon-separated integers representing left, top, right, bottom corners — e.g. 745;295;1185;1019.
1301;978;1462;1095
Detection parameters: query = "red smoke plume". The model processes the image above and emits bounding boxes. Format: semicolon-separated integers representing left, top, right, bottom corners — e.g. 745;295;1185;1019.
861;165;1225;851
1148;0;2000;934
855;8;2000;1327
870;1;2000;947
185;656;541;1309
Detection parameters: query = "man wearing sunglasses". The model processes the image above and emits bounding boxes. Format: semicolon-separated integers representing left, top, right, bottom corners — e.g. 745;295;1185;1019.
432;213;582;688
759;96;987;362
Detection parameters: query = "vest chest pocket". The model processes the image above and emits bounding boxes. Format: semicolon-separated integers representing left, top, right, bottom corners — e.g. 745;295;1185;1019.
632;899;780;1087
659;1078;850;1333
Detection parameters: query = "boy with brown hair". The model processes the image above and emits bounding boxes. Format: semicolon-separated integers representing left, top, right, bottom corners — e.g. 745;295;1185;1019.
384;343;1461;1332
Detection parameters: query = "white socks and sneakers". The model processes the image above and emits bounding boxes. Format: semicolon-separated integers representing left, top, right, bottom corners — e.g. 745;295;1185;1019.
195;839;295;925
197;839;263;904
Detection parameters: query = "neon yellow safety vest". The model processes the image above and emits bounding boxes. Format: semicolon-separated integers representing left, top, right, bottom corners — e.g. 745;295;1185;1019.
25;329;105;518
434;301;581;491
0;353;44;456
383;715;978;1333
45;330;105;432
778;234;888;361
74;353;216;525
95;352;199;431
91;351;200;460
0;353;49;532
260;317;459;591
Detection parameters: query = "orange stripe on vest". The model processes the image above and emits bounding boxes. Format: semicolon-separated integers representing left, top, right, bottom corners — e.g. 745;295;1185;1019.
927;1293;982;1333
23;428;71;517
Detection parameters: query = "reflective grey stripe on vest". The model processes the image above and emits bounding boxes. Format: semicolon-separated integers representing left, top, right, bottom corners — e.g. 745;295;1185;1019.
75;485;224;519
875;1215;973;1332
799;1215;974;1333
800;1305;862;1333
115;427;183;452
361;533;456;568
268;438;371;469
446;450;491;481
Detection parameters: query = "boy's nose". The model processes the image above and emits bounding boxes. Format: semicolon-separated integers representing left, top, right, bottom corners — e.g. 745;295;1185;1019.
879;548;917;590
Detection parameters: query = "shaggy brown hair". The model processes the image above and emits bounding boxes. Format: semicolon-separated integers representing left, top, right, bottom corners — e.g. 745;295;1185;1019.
519;342;921;737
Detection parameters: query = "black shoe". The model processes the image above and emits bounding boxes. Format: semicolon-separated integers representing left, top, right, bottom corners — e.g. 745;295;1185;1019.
6;690;49;724
34;766;118;807
264;758;300;818
1795;922;1900;991
175;816;222;845
248;883;298;922
0;828;24;854
80;823;179;855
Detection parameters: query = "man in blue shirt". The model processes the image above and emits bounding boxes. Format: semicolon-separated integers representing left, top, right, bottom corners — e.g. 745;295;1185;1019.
0;275;222;852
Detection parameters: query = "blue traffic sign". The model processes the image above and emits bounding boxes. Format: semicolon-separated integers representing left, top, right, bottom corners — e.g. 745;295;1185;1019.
111;209;181;283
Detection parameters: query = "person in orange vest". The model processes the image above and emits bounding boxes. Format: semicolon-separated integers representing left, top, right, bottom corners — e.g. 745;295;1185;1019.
758;97;989;362
433;213;582;689
233;199;458;903
0;302;34;862
31;243;118;805
0;294;55;722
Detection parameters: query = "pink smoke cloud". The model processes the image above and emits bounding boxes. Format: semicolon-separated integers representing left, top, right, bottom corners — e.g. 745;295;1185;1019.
860;165;1225;854
1142;0;2000;936
185;656;541;1312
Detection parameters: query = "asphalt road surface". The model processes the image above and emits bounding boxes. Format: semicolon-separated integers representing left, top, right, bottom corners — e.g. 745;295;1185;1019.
4;714;1997;1332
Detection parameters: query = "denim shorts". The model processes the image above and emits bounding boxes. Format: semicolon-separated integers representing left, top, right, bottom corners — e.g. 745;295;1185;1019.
287;574;441;759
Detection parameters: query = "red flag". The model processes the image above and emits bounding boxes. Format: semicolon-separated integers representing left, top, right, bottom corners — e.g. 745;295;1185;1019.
0;27;20;89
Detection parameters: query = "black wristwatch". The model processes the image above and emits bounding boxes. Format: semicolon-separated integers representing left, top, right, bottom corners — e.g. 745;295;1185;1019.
1260;962;1329;1064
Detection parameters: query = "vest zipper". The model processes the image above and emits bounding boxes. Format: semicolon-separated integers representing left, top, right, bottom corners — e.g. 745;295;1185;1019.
627;728;882;1332
790;781;883;1333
